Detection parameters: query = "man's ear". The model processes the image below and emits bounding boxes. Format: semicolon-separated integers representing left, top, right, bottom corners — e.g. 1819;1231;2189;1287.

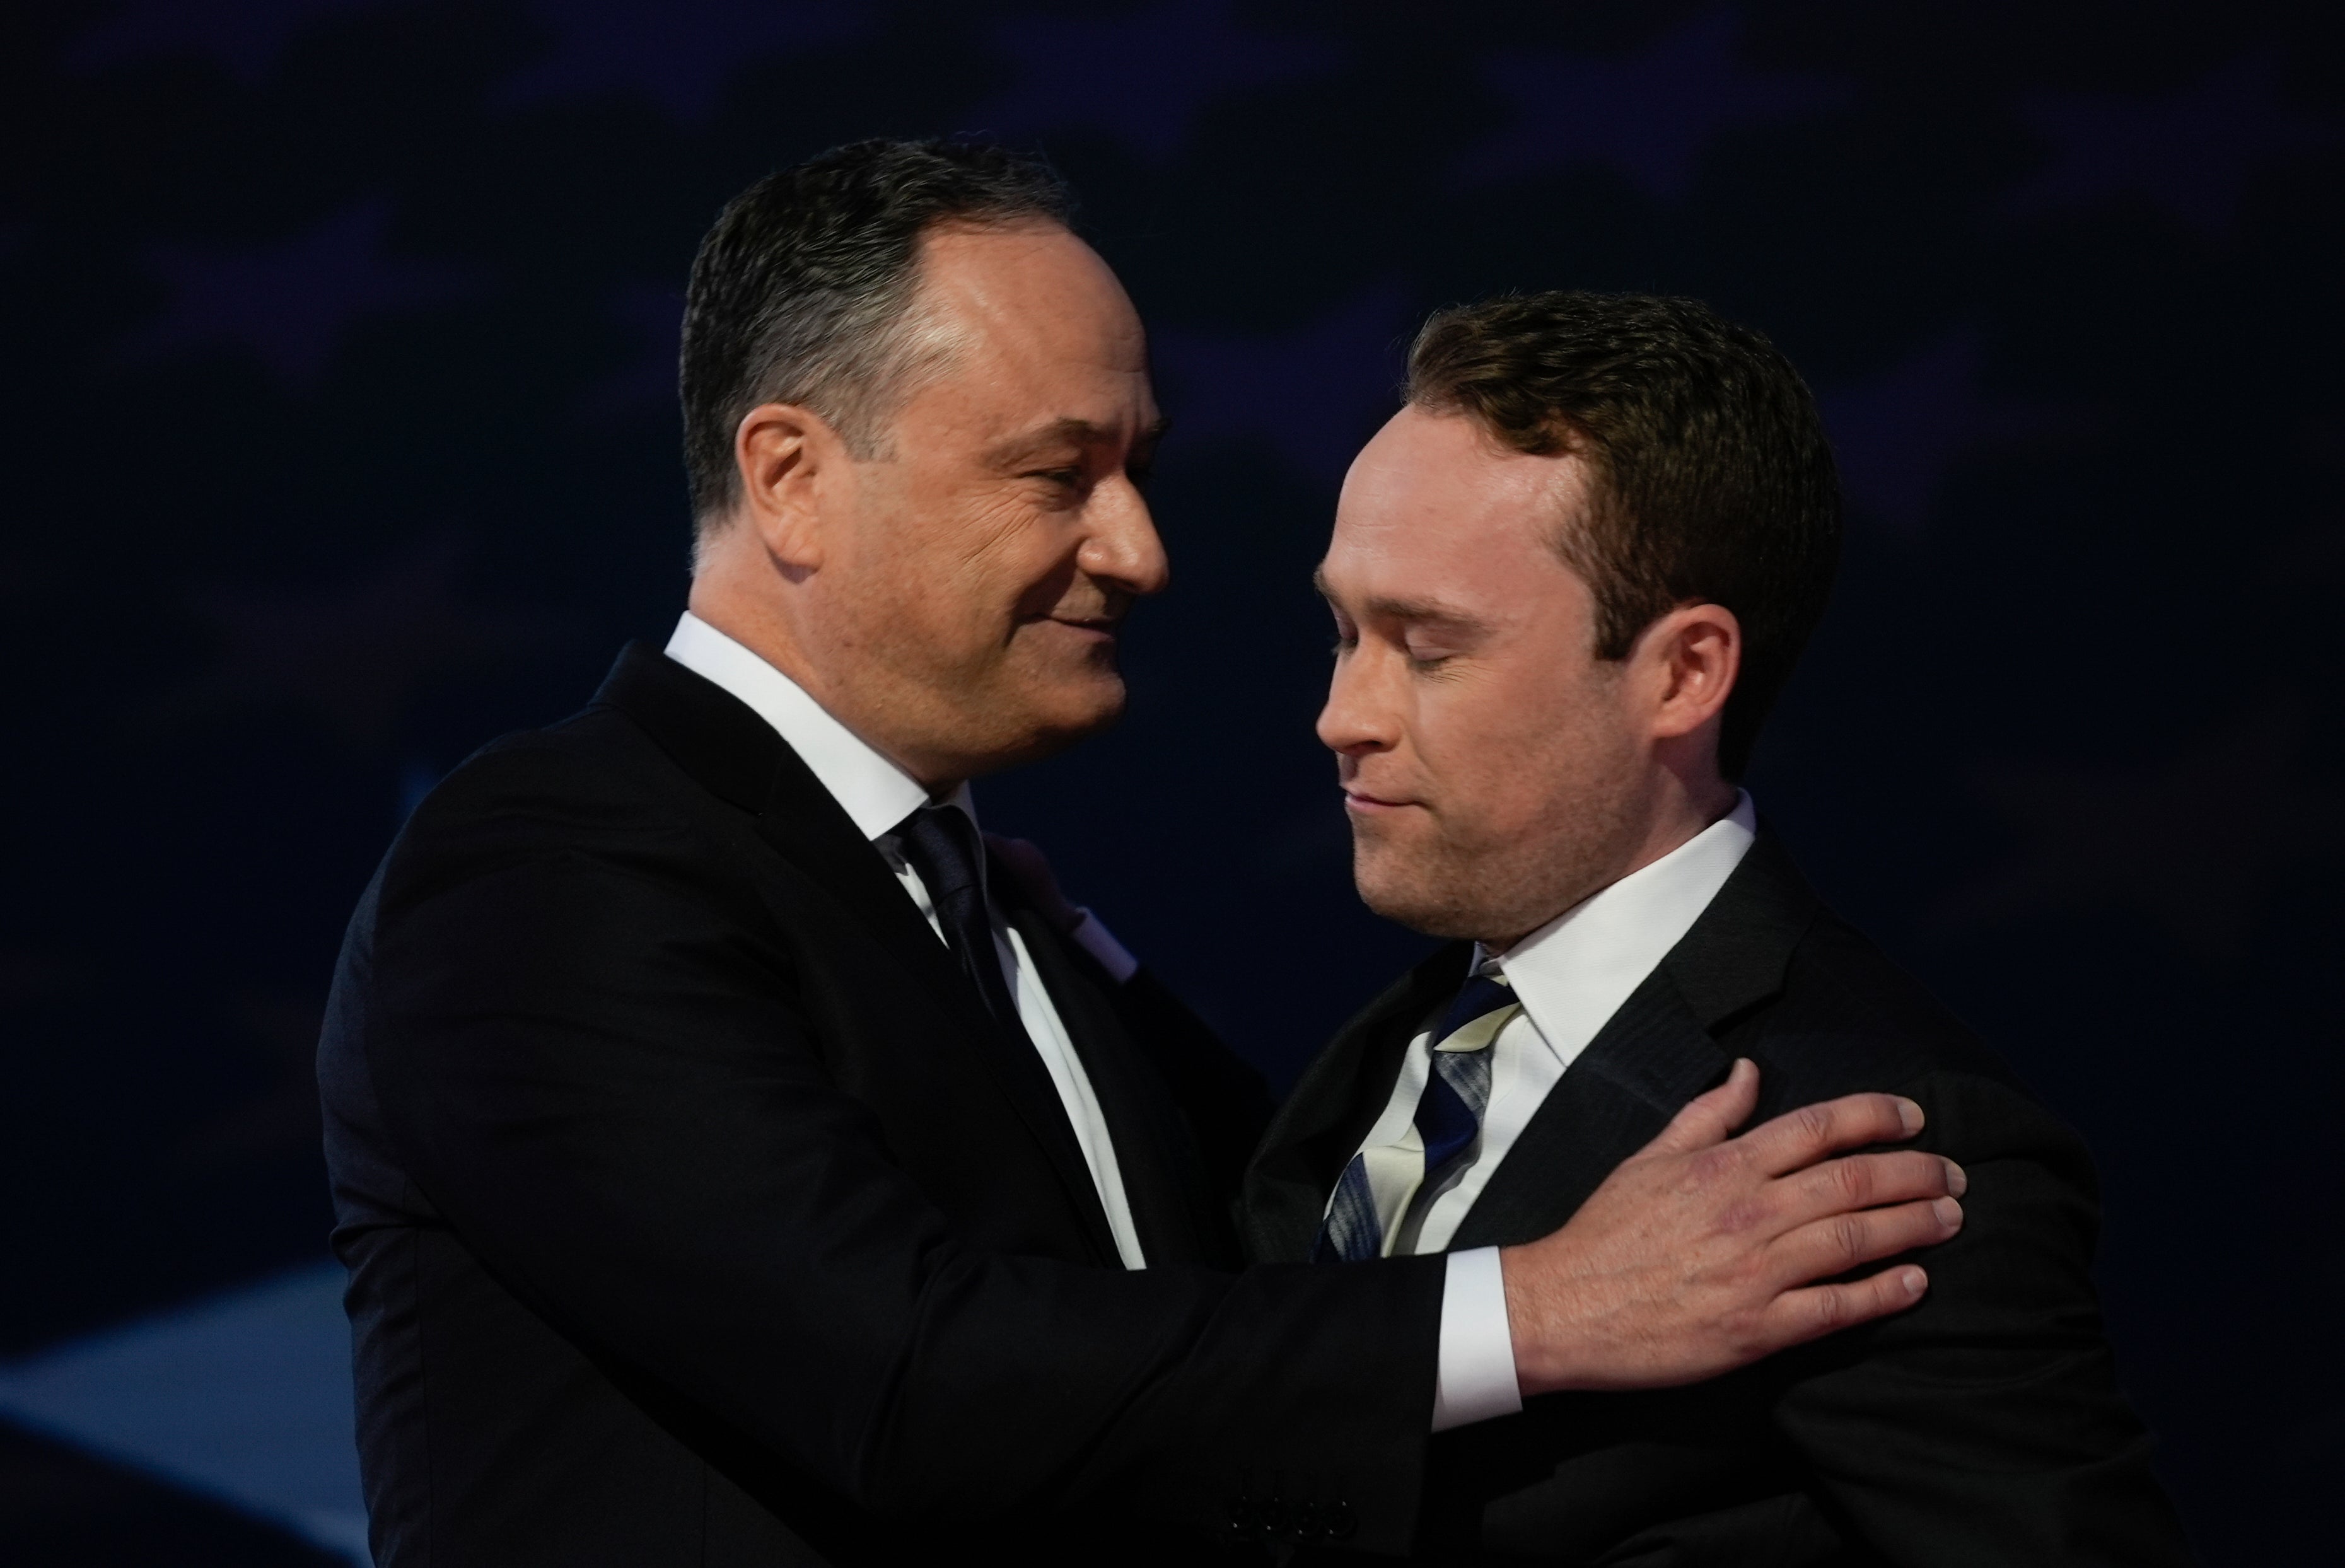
1639;602;1742;741
733;402;847;572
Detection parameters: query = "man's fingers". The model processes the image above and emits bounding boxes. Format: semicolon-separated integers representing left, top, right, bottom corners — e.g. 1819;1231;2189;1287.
1638;1058;1760;1157
1758;1265;1930;1350
1773;1151;1965;1231
1736;1091;1924;1178
1766;1195;1964;1289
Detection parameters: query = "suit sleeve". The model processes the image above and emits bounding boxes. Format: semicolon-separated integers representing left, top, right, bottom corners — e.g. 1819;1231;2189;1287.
364;835;1440;1550
1771;1069;2196;1566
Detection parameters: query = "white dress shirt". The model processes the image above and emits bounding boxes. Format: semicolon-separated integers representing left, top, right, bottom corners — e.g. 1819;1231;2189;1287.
665;612;1147;1269
1357;793;1760;1430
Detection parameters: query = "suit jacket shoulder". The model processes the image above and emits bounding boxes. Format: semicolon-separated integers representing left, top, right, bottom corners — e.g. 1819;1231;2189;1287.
1252;827;2191;1567
380;706;736;909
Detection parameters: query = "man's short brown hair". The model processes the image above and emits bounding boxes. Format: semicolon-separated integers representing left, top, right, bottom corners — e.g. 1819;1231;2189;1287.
1405;291;1841;779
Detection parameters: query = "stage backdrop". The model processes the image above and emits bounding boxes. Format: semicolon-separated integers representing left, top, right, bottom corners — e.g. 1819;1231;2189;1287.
2;1;2339;1561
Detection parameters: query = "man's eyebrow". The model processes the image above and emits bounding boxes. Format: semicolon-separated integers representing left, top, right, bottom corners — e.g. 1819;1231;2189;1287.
1311;567;1489;627
985;415;1171;467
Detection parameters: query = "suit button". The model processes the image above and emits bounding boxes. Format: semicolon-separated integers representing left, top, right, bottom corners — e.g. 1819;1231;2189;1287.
1324;1500;1357;1541
1290;1500;1324;1540
1224;1495;1260;1540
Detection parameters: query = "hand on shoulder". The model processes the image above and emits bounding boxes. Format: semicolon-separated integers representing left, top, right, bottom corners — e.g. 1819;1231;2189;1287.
1502;1059;1965;1395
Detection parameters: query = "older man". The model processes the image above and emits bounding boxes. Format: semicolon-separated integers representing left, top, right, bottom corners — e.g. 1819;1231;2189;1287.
320;144;1965;1567
1246;292;2192;1563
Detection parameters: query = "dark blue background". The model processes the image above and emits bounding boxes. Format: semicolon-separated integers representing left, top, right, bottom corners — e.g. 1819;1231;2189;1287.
3;1;2339;1559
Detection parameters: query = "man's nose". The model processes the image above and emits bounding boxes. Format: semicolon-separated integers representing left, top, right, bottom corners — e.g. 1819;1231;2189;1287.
1317;644;1399;757
1078;475;1171;598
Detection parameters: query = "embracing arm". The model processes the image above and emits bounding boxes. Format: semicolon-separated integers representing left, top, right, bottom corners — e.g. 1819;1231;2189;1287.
366;843;1442;1548
1501;1059;1967;1397
367;809;1987;1553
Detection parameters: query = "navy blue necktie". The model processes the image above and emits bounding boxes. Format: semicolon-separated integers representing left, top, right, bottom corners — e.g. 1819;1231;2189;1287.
893;804;1028;1043
1316;967;1516;1263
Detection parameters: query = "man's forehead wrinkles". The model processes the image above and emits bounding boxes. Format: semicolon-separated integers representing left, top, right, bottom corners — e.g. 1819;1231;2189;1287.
980;417;1095;460
983;414;1156;465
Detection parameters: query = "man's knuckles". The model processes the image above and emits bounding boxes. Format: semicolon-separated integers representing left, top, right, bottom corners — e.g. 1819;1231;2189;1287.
1766;1207;1909;1282
1798;1281;1863;1335
1765;1093;1924;1167
1674;1141;1750;1194
1836;1093;1924;1150
1845;1196;1962;1263
1747;1260;1936;1359
1710;1193;1772;1237
1825;1152;1878;1207
1781;1101;1841;1159
1793;1148;1955;1219
1826;1211;1871;1269
1740;1099;1844;1174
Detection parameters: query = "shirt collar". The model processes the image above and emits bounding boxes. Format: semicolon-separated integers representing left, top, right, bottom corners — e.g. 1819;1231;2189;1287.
1475;791;1759;1063
663;612;972;842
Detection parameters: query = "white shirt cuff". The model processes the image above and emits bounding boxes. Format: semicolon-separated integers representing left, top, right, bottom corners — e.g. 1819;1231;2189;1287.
1068;907;1139;984
1431;1245;1522;1432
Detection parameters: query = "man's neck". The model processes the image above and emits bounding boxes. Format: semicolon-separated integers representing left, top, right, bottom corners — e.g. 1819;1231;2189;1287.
683;588;965;798
1481;769;1738;955
1619;772;1740;883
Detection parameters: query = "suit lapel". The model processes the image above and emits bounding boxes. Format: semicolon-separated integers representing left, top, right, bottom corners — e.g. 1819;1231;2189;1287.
595;642;1123;1265
1247;825;1828;1257
1449;828;1822;1249
1005;904;1208;1266
1656;830;1822;1030
1240;945;1471;1263
1447;981;1728;1249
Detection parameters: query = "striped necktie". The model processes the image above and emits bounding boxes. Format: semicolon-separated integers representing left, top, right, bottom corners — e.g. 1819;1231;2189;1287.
1315;964;1520;1263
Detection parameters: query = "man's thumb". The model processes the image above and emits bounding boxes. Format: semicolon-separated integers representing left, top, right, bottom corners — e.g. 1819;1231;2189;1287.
1641;1057;1760;1156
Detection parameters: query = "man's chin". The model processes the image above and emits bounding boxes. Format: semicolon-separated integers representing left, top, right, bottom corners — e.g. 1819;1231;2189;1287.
1042;675;1127;740
1351;844;1486;942
962;679;1127;775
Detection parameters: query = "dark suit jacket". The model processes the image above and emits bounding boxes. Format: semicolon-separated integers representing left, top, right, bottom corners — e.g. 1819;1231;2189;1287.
1243;831;2194;1566
319;643;1445;1567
